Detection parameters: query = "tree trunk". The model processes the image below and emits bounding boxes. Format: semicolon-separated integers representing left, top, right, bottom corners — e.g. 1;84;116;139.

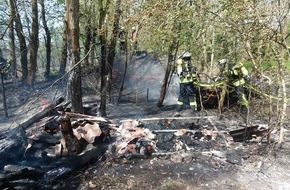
40;0;52;79
8;0;17;79
66;0;83;113
272;44;287;149
107;0;122;103
11;0;28;82
58;19;68;77
157;37;178;107
116;51;128;105
83;1;92;67
84;25;92;66
26;0;39;86
21;0;31;36
98;0;110;117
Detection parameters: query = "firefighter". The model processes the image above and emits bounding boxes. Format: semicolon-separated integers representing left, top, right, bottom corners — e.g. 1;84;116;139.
130;27;140;56
0;51;10;77
176;52;198;112
118;27;126;53
0;51;9;118
220;59;249;112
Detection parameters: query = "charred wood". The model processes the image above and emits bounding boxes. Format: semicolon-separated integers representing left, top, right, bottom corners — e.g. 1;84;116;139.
229;125;268;142
0;166;43;189
59;113;83;156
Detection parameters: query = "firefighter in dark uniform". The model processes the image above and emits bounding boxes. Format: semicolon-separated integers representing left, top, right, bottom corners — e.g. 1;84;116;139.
118;27;126;53
219;59;250;112
176;52;197;112
0;51;10;78
0;51;10;118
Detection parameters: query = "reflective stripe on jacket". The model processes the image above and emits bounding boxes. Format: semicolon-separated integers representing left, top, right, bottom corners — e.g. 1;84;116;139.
177;59;197;83
230;65;248;86
232;78;245;87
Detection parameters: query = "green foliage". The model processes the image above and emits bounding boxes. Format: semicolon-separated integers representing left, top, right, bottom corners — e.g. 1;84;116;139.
260;60;276;70
285;60;290;70
56;0;65;4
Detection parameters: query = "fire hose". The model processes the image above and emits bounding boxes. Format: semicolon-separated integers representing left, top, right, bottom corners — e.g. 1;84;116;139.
244;83;290;102
194;80;290;102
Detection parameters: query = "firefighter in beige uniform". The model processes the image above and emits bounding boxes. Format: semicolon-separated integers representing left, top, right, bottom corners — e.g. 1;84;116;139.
176;52;197;112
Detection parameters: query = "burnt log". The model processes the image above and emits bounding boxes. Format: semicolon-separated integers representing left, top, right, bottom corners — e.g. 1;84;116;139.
229;125;268;142
0;107;114;188
0;165;44;189
18;103;54;130
0;103;58;170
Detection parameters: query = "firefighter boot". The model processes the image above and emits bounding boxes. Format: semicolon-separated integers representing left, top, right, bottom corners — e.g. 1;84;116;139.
241;105;248;114
177;105;182;112
191;106;197;113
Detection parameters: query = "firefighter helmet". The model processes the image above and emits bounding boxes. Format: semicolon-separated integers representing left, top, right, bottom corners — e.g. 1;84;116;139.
219;59;227;65
183;52;191;58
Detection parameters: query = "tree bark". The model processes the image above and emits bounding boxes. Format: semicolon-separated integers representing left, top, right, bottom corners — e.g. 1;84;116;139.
157;23;179;107
11;0;28;82
40;0;52;79
98;0;110;117
66;0;83;113
106;0;122;103
83;2;93;67
8;0;17;79
157;38;178;107
58;19;68;77
26;0;39;86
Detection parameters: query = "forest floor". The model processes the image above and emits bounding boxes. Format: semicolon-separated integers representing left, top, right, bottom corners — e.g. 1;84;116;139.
0;53;290;190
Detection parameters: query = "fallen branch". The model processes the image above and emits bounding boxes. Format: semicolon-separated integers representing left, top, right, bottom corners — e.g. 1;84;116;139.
0;166;43;189
17;104;54;130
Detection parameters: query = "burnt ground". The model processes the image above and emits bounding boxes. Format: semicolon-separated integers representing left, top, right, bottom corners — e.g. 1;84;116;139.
1;53;290;190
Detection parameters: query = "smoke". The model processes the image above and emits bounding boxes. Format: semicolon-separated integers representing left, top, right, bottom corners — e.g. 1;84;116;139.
114;53;179;105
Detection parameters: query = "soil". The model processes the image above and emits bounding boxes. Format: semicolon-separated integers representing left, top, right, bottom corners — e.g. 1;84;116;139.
1;54;290;190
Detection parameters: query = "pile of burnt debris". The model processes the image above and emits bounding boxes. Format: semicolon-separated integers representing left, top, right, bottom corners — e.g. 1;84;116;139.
0;98;269;189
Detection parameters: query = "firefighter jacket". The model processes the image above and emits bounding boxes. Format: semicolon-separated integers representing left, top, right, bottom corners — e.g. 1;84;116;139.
176;58;197;83
229;64;249;87
118;30;126;43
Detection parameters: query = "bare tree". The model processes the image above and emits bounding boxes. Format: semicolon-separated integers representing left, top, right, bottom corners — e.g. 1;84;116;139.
157;21;180;107
98;0;110;117
66;0;83;113
10;0;28;82
8;0;17;79
82;1;94;66
26;0;39;86
40;0;52;79
107;0;122;103
58;19;68;77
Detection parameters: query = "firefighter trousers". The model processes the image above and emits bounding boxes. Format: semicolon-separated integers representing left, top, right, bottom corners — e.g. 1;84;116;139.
232;85;248;108
177;82;197;109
